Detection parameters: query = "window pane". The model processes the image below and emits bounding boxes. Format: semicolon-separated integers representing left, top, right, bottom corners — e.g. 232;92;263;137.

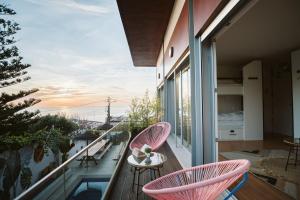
182;67;192;150
175;73;182;138
166;78;176;134
159;87;164;121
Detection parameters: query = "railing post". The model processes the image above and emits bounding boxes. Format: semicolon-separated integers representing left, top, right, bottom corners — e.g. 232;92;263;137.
86;148;89;169
63;166;66;199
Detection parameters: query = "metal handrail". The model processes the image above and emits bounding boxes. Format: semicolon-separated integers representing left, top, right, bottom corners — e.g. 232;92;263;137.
15;121;124;200
102;130;131;200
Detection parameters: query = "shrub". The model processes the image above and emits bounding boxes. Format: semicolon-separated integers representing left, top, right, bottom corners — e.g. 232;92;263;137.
128;91;161;136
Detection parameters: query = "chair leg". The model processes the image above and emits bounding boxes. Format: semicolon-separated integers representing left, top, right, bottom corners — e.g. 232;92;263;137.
157;167;161;177
224;173;248;200
136;169;140;200
153;167;159;179
132;167;136;191
286;146;292;171
149;169;154;180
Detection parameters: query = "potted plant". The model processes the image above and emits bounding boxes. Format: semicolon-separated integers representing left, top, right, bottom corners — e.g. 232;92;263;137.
144;147;152;164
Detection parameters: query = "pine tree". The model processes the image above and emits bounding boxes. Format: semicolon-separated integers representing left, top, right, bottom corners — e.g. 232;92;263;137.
0;4;40;138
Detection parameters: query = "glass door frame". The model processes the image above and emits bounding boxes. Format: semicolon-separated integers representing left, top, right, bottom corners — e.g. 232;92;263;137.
172;61;192;150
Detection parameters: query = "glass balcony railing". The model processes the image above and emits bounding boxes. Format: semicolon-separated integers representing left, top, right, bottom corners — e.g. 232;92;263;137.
15;121;131;200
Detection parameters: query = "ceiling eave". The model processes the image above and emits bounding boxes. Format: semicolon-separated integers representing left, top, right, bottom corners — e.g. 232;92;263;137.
117;0;175;67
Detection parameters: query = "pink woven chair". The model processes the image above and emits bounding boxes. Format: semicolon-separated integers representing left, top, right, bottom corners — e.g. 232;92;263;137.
129;122;171;151
143;159;250;200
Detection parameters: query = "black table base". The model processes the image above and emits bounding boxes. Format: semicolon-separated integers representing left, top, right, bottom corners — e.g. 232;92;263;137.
131;166;162;199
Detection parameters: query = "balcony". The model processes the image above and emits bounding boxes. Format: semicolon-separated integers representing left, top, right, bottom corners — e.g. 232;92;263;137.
14;119;182;200
14;121;183;200
15;121;131;200
15;121;294;200
107;142;182;200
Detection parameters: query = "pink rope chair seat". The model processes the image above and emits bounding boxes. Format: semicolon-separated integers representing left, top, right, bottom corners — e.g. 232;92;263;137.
143;159;250;200
129;122;171;151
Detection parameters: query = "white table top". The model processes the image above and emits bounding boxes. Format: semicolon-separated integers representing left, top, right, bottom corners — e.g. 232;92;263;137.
127;152;167;168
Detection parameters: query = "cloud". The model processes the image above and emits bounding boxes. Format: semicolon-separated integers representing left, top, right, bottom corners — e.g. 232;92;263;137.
6;0;156;112
36;85;94;99
24;0;110;15
26;47;126;75
34;83;131;108
34;85;103;107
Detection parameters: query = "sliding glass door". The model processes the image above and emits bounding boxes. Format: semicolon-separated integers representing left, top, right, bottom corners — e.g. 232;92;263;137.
174;64;192;150
182;68;192;150
175;73;182;139
158;86;164;121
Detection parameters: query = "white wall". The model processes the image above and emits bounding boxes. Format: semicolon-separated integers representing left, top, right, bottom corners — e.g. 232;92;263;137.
243;60;263;140
292;49;300;138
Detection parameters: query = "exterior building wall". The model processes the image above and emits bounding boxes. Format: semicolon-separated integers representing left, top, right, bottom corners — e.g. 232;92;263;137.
156;64;164;87
155;1;192;166
156;1;189;88
156;0;186;87
193;0;228;35
156;0;240;166
156;0;228;84
164;2;189;76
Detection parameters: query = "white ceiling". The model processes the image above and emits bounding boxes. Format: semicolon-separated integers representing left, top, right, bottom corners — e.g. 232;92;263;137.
216;0;300;66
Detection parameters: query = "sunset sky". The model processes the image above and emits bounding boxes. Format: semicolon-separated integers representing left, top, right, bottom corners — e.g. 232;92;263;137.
5;0;156;119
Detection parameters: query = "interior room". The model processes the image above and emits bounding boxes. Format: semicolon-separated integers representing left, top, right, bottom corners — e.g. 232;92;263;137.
215;0;300;199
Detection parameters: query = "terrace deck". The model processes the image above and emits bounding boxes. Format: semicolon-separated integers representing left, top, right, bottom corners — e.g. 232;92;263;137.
108;142;293;200
107;143;182;200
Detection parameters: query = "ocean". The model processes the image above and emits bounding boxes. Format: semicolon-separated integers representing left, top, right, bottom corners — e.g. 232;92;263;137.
36;105;130;122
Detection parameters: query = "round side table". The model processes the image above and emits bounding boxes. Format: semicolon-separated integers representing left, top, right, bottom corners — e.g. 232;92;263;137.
127;152;167;199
